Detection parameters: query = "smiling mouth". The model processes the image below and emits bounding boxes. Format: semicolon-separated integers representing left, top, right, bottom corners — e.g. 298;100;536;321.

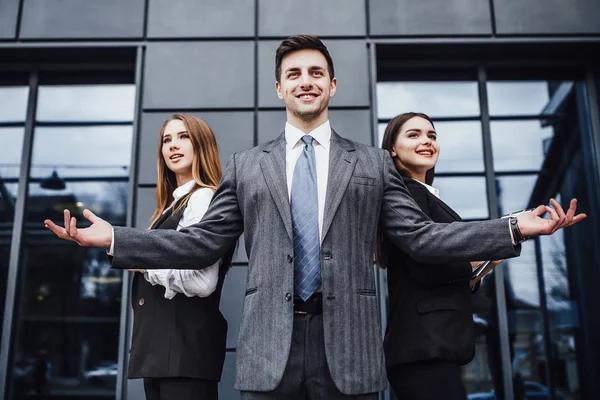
297;93;318;100
170;154;183;160
416;150;434;156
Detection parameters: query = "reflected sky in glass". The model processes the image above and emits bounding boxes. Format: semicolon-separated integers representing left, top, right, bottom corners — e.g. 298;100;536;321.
0;127;25;179
433;176;488;219
487;81;550;116
505;240;540;307
539;231;571;311
378;121;484;172
30;126;133;179
37;84;136;121
496;175;538;215
376;82;480;119
433;121;484;173
0;86;29;122
491;120;553;172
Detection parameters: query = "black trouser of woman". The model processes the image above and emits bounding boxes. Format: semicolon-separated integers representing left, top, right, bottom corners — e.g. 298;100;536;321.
143;377;218;400
387;359;467;400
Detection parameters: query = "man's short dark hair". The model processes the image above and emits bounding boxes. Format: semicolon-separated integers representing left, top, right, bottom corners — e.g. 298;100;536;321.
275;34;335;82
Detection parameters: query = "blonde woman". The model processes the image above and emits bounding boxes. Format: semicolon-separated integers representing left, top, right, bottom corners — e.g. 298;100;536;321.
128;114;232;400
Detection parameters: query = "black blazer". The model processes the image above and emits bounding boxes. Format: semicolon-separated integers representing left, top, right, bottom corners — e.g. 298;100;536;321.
127;206;232;380
384;177;475;367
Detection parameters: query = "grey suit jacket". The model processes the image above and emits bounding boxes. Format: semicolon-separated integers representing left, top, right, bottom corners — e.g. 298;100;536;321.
113;131;519;394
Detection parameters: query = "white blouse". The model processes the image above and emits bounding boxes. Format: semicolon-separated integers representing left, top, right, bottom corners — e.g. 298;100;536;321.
143;180;220;299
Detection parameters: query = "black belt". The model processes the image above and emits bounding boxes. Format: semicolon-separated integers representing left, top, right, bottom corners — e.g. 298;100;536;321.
294;292;323;314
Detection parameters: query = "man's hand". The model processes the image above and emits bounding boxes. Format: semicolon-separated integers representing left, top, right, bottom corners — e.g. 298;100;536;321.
517;198;586;238
44;209;113;248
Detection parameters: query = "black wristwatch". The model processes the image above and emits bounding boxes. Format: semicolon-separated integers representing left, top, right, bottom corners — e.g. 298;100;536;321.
509;216;527;244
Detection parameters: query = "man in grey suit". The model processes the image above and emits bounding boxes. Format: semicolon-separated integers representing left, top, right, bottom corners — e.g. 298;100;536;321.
46;35;585;399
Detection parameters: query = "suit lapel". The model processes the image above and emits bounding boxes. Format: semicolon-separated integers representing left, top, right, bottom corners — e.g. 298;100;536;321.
322;130;357;240
259;133;293;240
435;196;462;221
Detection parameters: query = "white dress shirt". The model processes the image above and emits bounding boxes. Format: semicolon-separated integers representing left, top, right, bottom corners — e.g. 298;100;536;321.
285;120;331;241
143;181;220;299
414;179;440;199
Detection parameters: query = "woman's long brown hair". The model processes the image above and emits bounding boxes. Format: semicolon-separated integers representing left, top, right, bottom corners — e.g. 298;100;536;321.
376;112;435;268
148;114;222;228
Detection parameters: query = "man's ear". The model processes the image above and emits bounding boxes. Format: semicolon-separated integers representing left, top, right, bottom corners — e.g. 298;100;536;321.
329;77;337;98
275;81;283;99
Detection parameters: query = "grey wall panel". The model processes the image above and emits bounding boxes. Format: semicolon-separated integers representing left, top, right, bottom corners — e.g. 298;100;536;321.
221;266;247;349
19;0;145;39
258;109;372;145
137;111;254;185
258;40;370;108
219;353;240;399
369;0;492;36
135;187;157;228
0;0;19;39
147;0;254;38
258;0;366;37
494;0;600;34
143;42;255;109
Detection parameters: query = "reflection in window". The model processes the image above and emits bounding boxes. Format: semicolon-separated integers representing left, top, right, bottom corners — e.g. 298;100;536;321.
37;85;136;122
496;175;538;215
376;81;480;119
30;126;133;179
491;120;554;172
432;176;488;219
9;82;135;399
433;121;484;173
487;81;550;116
0;86;29;122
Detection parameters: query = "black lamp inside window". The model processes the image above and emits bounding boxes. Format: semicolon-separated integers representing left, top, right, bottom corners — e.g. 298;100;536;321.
40;169;66;190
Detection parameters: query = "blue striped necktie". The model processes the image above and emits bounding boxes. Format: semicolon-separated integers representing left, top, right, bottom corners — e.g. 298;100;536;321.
291;135;321;301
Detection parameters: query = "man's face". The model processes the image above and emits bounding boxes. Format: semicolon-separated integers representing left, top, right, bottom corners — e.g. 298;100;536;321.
276;49;337;122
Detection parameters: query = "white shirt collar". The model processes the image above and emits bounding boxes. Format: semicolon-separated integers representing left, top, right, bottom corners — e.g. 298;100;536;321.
285;120;331;150
173;180;196;201
415;179;440;199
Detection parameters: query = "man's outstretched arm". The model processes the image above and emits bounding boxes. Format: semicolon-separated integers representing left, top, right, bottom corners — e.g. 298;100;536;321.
45;154;244;270
379;151;586;264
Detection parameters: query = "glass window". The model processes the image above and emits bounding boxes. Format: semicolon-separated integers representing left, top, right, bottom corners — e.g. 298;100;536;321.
491;120;554;172
30;126;133;179
433;176;488;219
496;175;538;215
0;127;23;350
376;81;480;119
37;85;136;122
487;81;550;116
9;83;135;399
0;86;29;122
433;121;484;173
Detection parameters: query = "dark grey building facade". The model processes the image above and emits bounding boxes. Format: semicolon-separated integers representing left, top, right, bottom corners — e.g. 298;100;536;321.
1;1;600;399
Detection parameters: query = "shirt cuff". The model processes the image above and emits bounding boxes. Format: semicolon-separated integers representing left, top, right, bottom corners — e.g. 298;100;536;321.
106;227;115;256
508;219;516;246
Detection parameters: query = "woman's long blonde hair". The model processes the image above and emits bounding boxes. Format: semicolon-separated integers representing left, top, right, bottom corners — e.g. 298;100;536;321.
148;114;222;228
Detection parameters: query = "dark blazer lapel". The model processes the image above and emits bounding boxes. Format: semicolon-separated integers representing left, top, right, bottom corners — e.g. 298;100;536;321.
322;130;357;240
435;196;462;221
259;132;293;240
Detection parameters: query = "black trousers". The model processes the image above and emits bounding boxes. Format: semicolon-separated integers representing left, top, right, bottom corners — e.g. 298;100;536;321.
241;313;377;400
143;377;218;400
387;359;466;400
